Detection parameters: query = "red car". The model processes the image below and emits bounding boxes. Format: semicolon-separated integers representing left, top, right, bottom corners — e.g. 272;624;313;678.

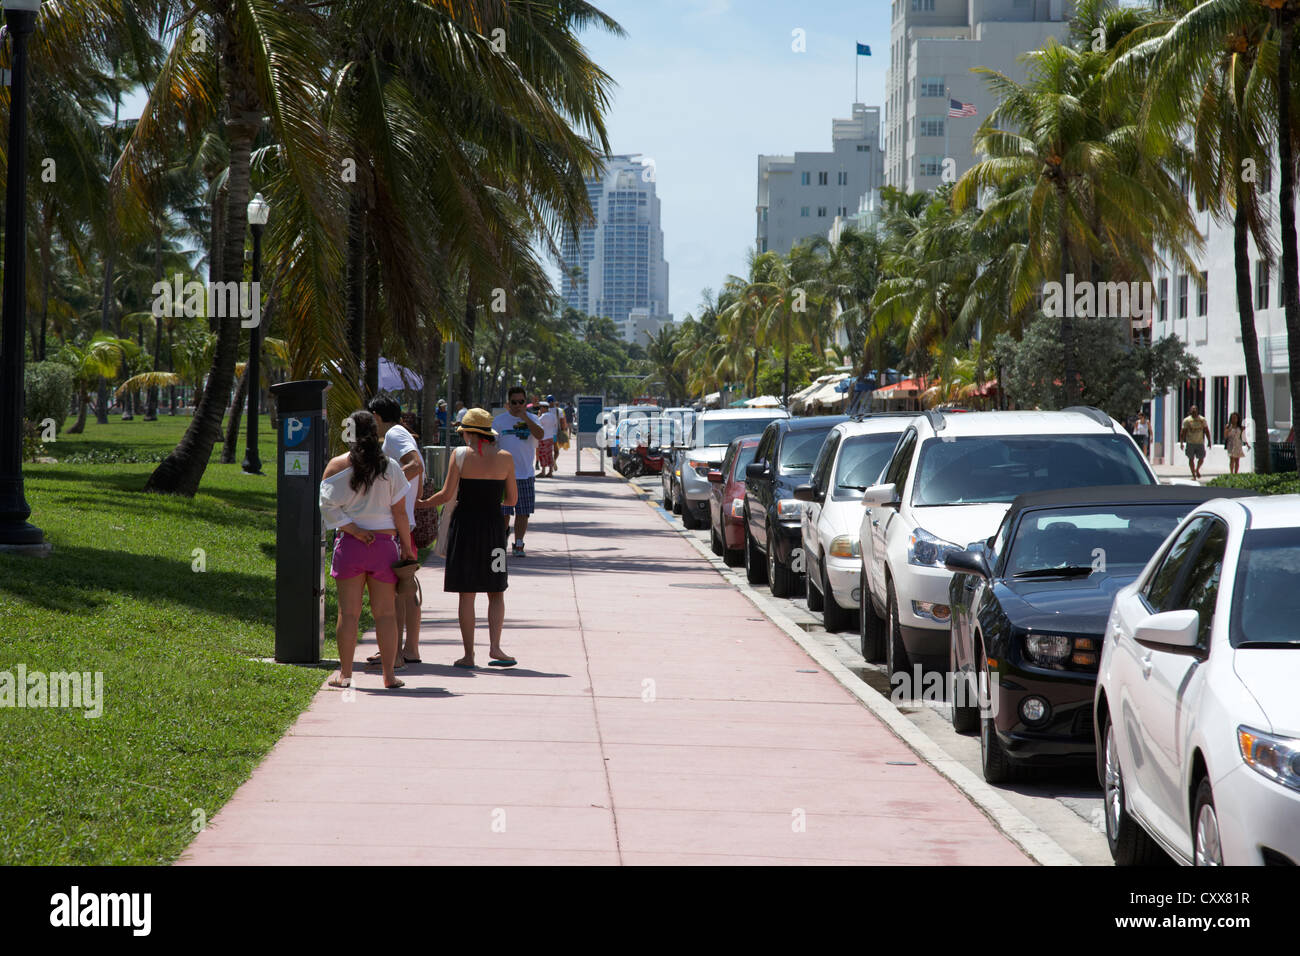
707;436;760;567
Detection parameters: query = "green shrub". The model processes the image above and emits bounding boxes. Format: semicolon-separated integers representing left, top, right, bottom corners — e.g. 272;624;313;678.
1207;472;1300;495
21;420;45;462
23;360;73;435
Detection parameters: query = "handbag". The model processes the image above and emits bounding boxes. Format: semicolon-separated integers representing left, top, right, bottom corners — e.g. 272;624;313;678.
433;447;466;559
411;477;438;549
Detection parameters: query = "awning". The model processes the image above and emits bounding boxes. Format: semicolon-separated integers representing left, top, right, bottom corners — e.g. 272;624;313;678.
874;377;924;396
745;394;782;408
805;375;852;406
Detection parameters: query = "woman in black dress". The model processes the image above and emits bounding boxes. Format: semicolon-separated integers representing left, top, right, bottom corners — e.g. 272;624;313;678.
417;408;519;668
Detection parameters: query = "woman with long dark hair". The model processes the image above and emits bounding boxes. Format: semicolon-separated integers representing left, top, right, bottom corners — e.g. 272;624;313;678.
1225;411;1249;476
417;408;518;668
319;410;415;688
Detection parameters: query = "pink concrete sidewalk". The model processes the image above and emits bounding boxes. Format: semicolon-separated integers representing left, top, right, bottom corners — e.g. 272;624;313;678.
179;460;1029;865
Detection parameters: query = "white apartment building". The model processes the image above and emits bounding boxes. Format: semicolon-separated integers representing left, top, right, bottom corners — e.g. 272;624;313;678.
886;0;1073;192
757;103;885;255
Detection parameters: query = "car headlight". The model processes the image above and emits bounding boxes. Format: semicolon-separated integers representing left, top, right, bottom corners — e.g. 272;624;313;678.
1025;633;1072;665
907;527;961;567
912;600;950;622
776;499;803;521
730;497;745;518
829;535;860;558
1238;726;1300;793
687;459;711;477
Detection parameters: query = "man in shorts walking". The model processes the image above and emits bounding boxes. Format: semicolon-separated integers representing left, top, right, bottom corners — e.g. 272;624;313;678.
536;399;559;478
1180;405;1209;481
369;394;425;664
494;386;544;555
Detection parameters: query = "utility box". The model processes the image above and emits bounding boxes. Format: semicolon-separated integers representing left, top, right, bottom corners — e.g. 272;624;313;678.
270;379;330;663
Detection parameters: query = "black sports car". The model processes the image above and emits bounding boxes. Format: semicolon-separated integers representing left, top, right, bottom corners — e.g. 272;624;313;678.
944;484;1254;783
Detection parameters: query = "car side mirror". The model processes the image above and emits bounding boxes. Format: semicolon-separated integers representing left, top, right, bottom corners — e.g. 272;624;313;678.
1134;609;1200;651
860;482;898;508
745;462;768;480
793;483;815;502
944;549;990;580
706;470;723;483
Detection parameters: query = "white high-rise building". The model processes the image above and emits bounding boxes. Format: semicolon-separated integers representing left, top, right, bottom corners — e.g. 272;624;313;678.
757;103;885;256
559;154;672;345
886;0;1073;193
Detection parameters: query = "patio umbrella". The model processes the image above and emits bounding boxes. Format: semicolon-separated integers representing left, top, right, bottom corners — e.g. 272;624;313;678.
377;358;423;392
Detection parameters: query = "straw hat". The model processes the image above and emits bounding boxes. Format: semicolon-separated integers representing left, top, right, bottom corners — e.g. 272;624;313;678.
455;407;497;437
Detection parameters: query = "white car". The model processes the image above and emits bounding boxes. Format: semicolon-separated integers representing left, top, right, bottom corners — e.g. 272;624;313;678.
667;407;788;529
797;416;916;633
1095;495;1300;866
858;408;1157;677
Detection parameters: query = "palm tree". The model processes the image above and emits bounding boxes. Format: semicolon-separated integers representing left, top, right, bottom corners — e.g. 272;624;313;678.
57;334;135;434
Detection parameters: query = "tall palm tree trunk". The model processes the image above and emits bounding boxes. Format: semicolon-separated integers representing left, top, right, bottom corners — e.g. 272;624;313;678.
1234;204;1271;473
1058;183;1077;406
145;43;260;496
1278;12;1300;474
346;191;366;393
221;365;248;463
363;239;380;399
95;247;114;423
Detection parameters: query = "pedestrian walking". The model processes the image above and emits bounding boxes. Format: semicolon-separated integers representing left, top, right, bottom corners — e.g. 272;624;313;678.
1180;405;1209;481
1225;412;1249;475
1133;412;1150;458
367;394;425;665
453;401;467;424
494;386;544;555
536;399;559;478
319;410;415;689
416;408;519;668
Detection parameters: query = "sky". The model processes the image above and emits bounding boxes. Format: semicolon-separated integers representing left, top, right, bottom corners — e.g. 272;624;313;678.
570;0;892;323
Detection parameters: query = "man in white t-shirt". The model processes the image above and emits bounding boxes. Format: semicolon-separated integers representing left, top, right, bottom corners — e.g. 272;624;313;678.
369;395;424;663
493;386;544;555
536;399;559;478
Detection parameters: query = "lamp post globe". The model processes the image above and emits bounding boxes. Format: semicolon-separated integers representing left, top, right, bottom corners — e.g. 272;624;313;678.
242;192;270;474
0;0;48;554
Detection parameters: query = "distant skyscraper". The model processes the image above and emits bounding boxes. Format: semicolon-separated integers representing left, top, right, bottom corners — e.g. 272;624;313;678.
885;0;1073;193
559;155;671;345
757;103;885;256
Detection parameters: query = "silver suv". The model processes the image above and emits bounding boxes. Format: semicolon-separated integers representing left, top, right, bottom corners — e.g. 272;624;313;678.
665;408;789;529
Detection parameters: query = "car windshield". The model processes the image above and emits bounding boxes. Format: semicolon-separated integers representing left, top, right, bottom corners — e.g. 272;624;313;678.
695;417;780;447
1231;528;1300;647
1003;504;1189;578
912;434;1153;506
832;432;903;499
778;430;832;475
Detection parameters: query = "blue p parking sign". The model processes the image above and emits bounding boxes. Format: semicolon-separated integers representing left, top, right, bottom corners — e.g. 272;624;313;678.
283;416;310;448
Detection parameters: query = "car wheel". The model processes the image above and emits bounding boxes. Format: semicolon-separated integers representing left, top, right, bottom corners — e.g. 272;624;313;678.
822;564;853;633
806;557;825;611
950;662;980;737
672;482;682;514
1101;712;1164;865
681;504;699;530
859;570;886;662
884;580;911;683
1192;778;1223;866
767;526;795;598
710;519;724;555
978;651;1013;783
744;524;767;585
661;481;670;510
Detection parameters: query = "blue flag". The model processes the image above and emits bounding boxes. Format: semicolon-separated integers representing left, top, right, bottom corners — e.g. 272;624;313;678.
856;42;872;56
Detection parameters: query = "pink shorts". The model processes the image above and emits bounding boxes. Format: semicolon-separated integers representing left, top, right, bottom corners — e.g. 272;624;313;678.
330;532;399;583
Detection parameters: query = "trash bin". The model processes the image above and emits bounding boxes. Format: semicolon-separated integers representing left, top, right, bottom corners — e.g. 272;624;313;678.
423;445;448;488
270;379;329;663
1270;441;1296;473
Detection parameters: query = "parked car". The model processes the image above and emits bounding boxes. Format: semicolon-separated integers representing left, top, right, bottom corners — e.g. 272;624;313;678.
742;415;848;597
708;436;761;566
796;415;916;632
859;408;1158;679
665;407;789;529
1095;494;1300;866
944;484;1254;783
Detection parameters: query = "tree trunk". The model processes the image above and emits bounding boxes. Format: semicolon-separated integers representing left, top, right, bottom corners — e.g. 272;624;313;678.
1234;203;1271;474
1058;182;1077;406
346;190;366;394
364;235;380;399
460;284;476;409
145;24;259;497
221;365;248;463
96;246;114;423
67;391;88;434
167;323;177;415
1278;13;1300;474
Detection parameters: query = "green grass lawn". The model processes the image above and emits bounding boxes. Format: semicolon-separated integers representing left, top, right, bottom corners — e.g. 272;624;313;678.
0;415;345;864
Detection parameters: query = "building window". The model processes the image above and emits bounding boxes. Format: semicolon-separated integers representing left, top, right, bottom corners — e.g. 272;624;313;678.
800;171;810;186
918;116;945;138
1198;271;1208;316
837;171;848;185
838;206;848;216
1212;376;1229;443
856;144;870;152
918;155;943;177
1177;274;1189;318
818;171;828;185
800;206;810;217
1157;277;1168;323
1256;260;1270;310
911;0;935;10
817;206;827;217
920;77;945;98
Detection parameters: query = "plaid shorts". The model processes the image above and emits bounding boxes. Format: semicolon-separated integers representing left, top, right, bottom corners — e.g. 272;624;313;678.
502;476;535;517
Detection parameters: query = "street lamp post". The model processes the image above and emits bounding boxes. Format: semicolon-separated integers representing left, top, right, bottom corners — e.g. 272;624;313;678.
242;192;269;474
0;0;48;555
477;357;485;407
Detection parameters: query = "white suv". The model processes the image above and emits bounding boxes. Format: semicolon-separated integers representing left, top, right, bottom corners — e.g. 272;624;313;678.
797;416;916;633
1096;495;1300;866
858;408;1157;678
668;408;788;529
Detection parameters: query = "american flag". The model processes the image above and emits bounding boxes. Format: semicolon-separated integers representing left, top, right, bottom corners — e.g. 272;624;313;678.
948;99;977;118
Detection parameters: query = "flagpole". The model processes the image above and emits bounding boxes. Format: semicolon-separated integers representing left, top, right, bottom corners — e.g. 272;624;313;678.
855;49;859;104
945;86;951;175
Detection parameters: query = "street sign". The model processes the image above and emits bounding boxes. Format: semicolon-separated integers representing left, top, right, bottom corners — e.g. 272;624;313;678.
575;394;605;476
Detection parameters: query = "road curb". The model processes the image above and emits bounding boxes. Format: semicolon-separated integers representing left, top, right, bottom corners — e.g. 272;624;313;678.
625;478;1081;867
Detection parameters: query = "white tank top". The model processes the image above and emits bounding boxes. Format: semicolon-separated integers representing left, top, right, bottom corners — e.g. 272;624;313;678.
319;458;410;531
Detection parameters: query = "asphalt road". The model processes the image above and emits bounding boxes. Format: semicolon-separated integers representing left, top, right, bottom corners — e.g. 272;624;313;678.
629;473;1119;866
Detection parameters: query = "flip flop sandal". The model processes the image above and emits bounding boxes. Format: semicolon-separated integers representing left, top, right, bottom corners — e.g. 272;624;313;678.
327;677;351;688
453;660;476;669
403;656;422;664
384;678;405;689
488;658;517;667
